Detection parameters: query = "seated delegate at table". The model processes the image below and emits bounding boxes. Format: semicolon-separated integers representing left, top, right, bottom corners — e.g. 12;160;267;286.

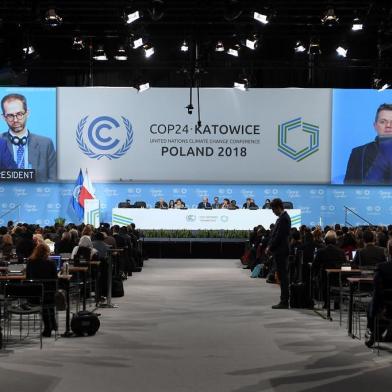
221;198;231;209
26;242;58;337
211;196;221;209
352;230;387;268
262;199;271;209
243;197;258;209
155;198;168;209
197;197;211;209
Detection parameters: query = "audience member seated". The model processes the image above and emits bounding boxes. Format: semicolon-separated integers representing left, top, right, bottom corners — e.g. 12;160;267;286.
211;196;221;209
352;230;387;268
229;200;239;209
71;235;98;263
168;199;175;209
15;230;35;261
55;231;75;255
118;199;132;208
174;198;185;209
26;242;58;337
242;197;258;209
312;230;347;306
221;198;231;209
0;233;14;260
262;199;271;209
197;197;211;209
155;198;168;209
92;231;110;259
365;261;392;347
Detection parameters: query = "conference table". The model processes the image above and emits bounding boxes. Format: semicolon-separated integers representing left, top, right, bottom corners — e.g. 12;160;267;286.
112;208;302;230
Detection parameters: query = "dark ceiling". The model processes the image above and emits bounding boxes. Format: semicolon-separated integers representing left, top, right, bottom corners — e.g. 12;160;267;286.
1;0;392;88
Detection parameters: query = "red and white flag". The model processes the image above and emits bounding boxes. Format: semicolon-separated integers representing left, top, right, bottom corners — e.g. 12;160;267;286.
78;168;95;207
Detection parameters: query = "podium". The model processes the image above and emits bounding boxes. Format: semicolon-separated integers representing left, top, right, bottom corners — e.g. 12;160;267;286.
84;199;100;228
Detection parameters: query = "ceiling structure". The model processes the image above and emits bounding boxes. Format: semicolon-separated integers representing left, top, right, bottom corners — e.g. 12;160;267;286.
1;0;392;88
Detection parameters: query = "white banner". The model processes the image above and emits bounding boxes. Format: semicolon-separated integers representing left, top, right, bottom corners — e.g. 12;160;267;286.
57;88;331;183
112;208;301;230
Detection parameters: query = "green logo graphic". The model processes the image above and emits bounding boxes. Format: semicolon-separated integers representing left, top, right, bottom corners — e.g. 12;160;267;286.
278;117;319;162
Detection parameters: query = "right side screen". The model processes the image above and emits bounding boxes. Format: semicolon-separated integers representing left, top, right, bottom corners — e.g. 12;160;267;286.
332;89;392;185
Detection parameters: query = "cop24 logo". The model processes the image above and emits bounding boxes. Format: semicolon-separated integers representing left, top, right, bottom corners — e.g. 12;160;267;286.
277;117;319;162
76;116;133;160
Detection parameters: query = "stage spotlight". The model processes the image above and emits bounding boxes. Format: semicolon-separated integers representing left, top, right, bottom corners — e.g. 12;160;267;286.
124;10;141;24
253;11;269;25
92;45;108;61
352;17;363;31
22;45;36;56
45;8;63;27
215;41;225;52
224;0;243;22
181;40;189;52
227;44;240;57
321;8;339;27
137;82;150;92
308;37;321;55
148;0;165;21
72;36;85;50
132;37;144;49
234;78;249;91
143;44;155;58
245;35;258;50
114;46;128;61
336;45;348;57
294;41;306;53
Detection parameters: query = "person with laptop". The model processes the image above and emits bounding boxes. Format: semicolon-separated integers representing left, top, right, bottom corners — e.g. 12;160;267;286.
352;230;387;268
26;242;58;337
71;235;98;263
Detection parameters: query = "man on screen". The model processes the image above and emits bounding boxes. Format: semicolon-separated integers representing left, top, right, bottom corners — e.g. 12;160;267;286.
0;93;56;181
0;138;17;169
344;103;392;184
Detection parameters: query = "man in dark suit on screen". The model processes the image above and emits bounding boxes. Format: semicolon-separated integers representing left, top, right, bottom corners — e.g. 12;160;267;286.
0;93;56;181
266;198;291;309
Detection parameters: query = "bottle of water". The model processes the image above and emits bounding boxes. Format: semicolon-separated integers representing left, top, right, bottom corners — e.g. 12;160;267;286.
63;260;69;275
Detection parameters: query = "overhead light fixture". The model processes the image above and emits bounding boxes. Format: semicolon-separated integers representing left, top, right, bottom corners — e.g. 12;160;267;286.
215;41;225;52
336;45;348;57
224;0;243;22
45;8;63;27
72;36;85;50
352;17;363;31
308;37;321;55
234;78;249;91
125;10;141;24
227;44;240;57
253;11;269;25
92;45;108;61
321;8;339;27
373;77;390;91
245;35;258;50
22;45;36;56
143;44;155;58
148;0;165;21
138;82;150;92
114;46;128;61
181;40;189;52
294;41;306;53
132;37;144;49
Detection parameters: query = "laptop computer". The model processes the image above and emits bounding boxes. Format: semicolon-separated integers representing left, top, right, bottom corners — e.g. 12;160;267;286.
49;255;63;272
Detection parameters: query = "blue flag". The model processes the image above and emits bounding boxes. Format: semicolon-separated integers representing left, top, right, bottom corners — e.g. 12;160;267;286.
71;169;84;220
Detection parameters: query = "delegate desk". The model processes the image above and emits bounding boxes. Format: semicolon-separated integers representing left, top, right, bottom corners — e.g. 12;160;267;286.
112;208;302;230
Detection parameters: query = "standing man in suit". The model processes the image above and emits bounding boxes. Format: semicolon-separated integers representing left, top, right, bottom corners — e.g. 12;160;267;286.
266;198;291;309
1;93;57;181
197;196;211;209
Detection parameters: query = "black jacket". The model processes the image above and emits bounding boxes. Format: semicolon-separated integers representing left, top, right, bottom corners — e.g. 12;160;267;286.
268;211;291;256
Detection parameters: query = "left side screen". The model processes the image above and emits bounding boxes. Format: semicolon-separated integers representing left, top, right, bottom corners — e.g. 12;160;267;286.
0;87;56;182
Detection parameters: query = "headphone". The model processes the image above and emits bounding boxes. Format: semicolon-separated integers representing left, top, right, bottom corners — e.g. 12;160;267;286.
8;131;28;146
